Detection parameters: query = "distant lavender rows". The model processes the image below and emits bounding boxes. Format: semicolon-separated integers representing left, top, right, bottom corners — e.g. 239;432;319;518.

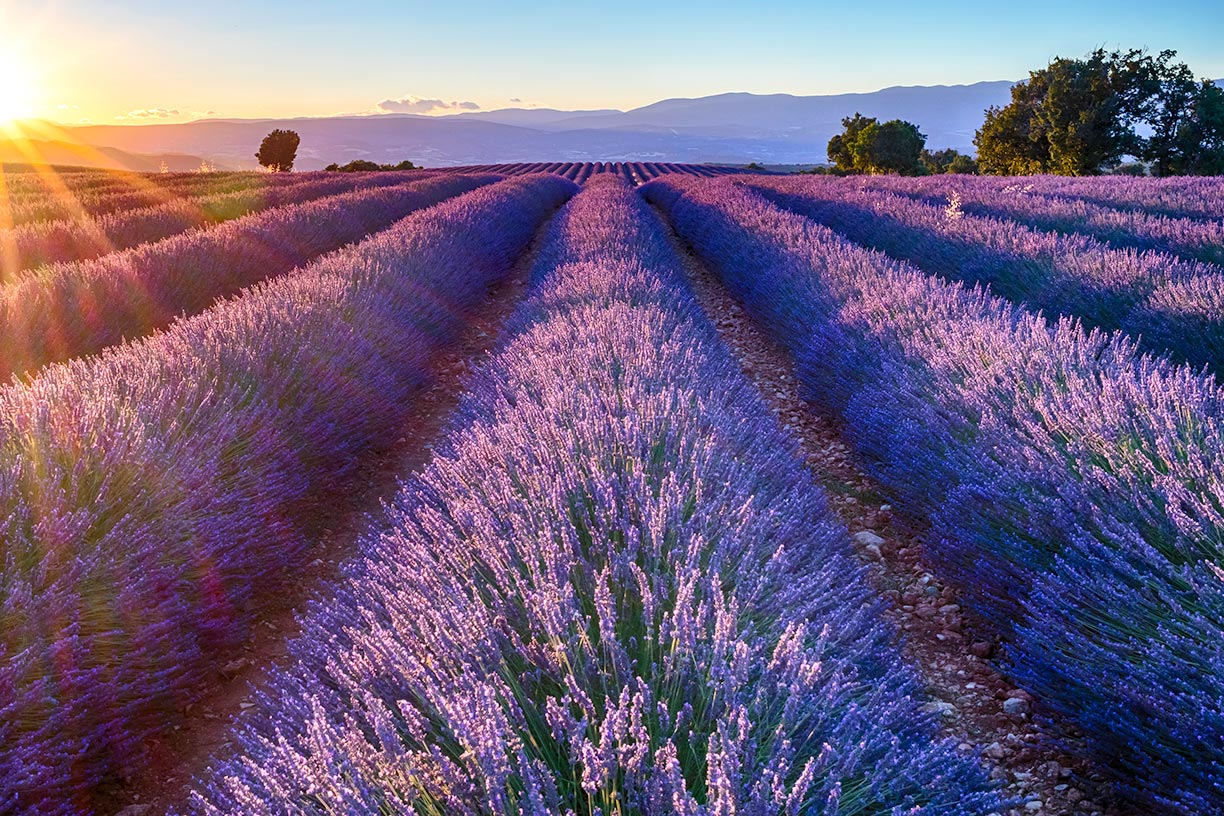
644;175;1224;814
0;174;575;814
2;170;316;226
185;175;1001;815
1;168;297;200
0;171;440;277
0;173;500;383
437;161;759;185
853;175;1224;265
749;176;1224;374
874;173;1224;223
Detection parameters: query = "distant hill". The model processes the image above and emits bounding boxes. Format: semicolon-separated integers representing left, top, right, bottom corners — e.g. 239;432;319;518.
0;135;218;172
44;82;1020;169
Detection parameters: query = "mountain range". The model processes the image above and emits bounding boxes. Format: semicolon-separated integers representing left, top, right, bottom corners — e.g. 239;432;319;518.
11;81;1023;171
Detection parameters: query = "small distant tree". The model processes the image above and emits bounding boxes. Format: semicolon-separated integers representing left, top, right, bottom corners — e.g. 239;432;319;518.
921;147;978;175
256;129;300;172
946;153;978;174
828;113;926;175
324;158;419;172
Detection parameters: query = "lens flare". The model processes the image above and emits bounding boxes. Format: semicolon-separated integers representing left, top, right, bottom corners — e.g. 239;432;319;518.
0;49;37;124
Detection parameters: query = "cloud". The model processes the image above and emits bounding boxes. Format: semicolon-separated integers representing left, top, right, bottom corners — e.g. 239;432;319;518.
510;97;522;103
118;108;180;120
376;95;480;114
115;107;219;122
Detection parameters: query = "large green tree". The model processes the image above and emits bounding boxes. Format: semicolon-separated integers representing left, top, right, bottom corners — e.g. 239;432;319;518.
828;114;926;175
1141;58;1224;176
975;48;1224;176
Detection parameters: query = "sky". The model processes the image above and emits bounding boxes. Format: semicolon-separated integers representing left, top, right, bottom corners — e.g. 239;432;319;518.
2;0;1222;124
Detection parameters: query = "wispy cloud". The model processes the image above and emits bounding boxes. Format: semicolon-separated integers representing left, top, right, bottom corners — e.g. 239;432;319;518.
115;108;217;121
118;108;180;120
376;95;480;114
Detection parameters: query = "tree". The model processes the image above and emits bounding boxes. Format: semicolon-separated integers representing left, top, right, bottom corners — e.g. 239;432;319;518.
827;113;876;172
946;153;979;174
976;88;1047;175
975;50;1141;176
854;120;926;175
1144;73;1224;176
975;48;1223;176
255;129;300;172
921;147;978;174
324;159;419;172
828;113;926;175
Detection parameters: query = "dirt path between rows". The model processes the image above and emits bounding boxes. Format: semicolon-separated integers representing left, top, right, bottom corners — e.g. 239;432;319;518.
100;214;558;816
659;213;1127;816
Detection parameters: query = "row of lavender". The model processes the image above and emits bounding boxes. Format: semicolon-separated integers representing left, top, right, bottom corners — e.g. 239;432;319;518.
0;174;576;814
2;170;316;226
0;173;494;382
645;175;1224;814
861;173;1224;223
1;170;438;278
184;175;1001;815
1;168;289;199
854;175;1224;265
749;176;1224;374
437;161;755;185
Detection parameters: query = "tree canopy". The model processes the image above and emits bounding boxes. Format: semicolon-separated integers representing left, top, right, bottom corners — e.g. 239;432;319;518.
921;148;978;175
827;114;926;175
975;49;1224;176
255;129;301;172
324;159;418;172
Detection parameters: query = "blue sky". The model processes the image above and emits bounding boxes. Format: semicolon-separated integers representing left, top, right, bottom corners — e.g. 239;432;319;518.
5;0;1223;122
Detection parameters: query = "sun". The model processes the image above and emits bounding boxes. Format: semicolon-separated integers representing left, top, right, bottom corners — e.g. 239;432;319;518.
0;50;38;124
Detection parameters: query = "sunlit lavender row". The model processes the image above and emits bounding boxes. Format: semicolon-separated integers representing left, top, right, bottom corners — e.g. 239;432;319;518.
1;169;316;226
0;173;497;382
0;170;434;276
0;174;574;814
644;174;1224;814
185;176;1001;815
749;176;1224;373
0;168;305;200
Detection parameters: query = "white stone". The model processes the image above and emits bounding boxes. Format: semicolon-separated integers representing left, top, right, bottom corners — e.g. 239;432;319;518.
854;530;886;547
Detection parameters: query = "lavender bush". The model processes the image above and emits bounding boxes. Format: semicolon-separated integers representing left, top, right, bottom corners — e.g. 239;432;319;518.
645;175;1224;814
0;173;498;382
0;171;433;277
856;175;1224;266
747;176;1224;373
0;174;575;814
2;169;314;226
185;176;1001;815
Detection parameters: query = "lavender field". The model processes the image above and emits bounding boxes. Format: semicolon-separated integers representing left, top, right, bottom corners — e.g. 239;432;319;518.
3;164;1223;816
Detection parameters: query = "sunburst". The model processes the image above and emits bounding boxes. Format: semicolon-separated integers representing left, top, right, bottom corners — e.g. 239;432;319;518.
0;48;37;125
